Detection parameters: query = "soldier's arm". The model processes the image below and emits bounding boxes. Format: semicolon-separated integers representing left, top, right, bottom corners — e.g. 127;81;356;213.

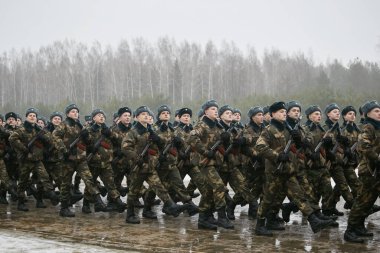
9;129;27;153
358;124;378;161
254;129;278;161
188;125;208;156
121;131;138;160
52;123;67;152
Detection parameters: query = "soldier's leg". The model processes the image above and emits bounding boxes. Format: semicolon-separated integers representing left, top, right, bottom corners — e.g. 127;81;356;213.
16;162;33;210
0;159;11;203
73;172;82;194
126;171;146;223
344;165;361;199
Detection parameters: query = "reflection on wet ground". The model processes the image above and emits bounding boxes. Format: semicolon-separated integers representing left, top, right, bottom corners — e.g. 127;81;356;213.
0;194;379;252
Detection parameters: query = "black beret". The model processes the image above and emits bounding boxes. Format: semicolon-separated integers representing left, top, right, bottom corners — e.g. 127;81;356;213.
341;106;356;116
25;108;38;117
324;103;340;115
248;106;264;119
65;104;79;114
118;107;132;117
91;109;106;119
233;108;242;115
202;99;218;112
305;105;321;118
219;105;234;116
269;101;286;115
157;105;171;118
263;106;270;115
50;111;63;121
134;106;150;117
358;106;363;116
177;108;192;118
5;112;17;121
362;100;380;116
286;100;302;112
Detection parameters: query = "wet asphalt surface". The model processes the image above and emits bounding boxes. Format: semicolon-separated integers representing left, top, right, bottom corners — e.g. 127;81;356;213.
0;184;379;253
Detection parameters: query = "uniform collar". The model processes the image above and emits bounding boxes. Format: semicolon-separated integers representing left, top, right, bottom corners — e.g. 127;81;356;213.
118;121;131;132
270;118;285;131
363;117;380;130
134;121;149;135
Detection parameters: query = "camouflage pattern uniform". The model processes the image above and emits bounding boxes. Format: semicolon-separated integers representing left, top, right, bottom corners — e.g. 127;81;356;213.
0;125;12;203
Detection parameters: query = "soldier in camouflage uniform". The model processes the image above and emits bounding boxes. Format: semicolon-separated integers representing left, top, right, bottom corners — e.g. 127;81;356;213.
9;108;59;211
122;106;186;224
52;104;106;217
322;103;354;216
0;120;15;204
263;106;271;126
329;106;361;210
344;101;380;243
83;109;126;214
254;102;333;236
188;100;234;229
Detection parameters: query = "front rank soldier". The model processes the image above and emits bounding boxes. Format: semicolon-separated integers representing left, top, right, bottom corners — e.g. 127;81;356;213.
9;108;59;211
52;104;106;217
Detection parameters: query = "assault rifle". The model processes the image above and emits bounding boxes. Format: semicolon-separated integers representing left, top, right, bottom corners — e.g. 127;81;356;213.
18;126;47;160
131;142;151;173
275;121;300;172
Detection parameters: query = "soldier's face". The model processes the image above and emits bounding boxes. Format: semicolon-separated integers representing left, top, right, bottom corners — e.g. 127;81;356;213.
327;109;340;121
220;110;233;123
120;112;131;125
159;111;170;122
175;115;180;122
205;107;218;120
233;113;241;122
367;108;380;121
37;120;45;128
51;116;62;126
344;111;356;122
17;118;22;126
180;114;191;125
309;111;321;123
287;107;300;120
26;113;37;124
93;113;105;124
252;113;264;124
264;113;271;121
67;109;79;120
272;109;287;122
6;117;16;126
137;112;149;124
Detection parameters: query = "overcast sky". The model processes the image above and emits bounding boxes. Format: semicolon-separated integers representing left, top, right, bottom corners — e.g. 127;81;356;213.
1;0;379;64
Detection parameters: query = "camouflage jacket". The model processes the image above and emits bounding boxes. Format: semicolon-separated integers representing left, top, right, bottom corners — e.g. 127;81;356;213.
111;122;132;168
154;121;178;166
323;119;345;165
0;125;11;158
242;121;265;169
341;121;361;165
86;123;119;168
9;121;51;162
3;124;18;161
304;121;328;168
254;119;298;175
174;122;198;167
44;123;63;163
121;122;160;173
219;120;243;170
188;116;225;167
357;118;380;175
52;117;89;162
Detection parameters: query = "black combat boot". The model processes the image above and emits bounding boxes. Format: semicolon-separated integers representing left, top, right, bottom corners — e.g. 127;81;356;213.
314;211;339;227
207;210;218;225
17;199;29;212
162;199;187;217
36;194;47;208
266;212;285;230
185;200;199;216
153;199;161;205
198;212;217;230
226;199;236;220
368;204;380;215
255;218;273;236
0;190;8;204
98;184;107;197
189;192;200;198
216;207;234;229
126;205;140;224
114;197;127;213
82;199;91;214
94;194;107;212
323;208;344;216
106;198;118;212
134;199;144;208
354;217;373;237
47;191;59;206
73;181;82;195
119;186;129;197
281;202;296;223
248;201;258;219
344;225;364;243
307;212;334;233
142;205;157;219
69;192;83;205
60;201;75;217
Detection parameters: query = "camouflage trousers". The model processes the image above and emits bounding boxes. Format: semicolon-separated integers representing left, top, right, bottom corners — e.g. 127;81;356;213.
127;166;170;208
234;165;265;205
219;165;254;204
86;163;120;201
330;164;361;205
306;167;333;211
348;172;380;227
200;165;227;210
44;161;63;190
147;163;191;204
257;170;315;219
60;160;100;203
111;163;146;200
326;164;354;209
0;159;11;191
17;160;53;201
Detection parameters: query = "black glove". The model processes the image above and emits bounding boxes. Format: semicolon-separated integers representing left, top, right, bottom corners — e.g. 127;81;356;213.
80;129;89;139
326;150;336;162
277;152;290;163
179;151;190;160
39;134;50;145
322;136;333;147
290;129;302;143
101;126;112;138
344;147;354;160
149;132;161;144
220;132;231;143
233;136;246;147
337;135;350;147
310;152;320;161
172;136;182;149
159;154;167;163
206;150;216;159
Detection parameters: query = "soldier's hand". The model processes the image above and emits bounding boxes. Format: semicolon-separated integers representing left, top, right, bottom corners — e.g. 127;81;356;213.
80;129;89;139
326;150;336;161
179;151;190;160
322;136;333;147
277;152;290;163
205;150;216;159
220;132;231;144
101;126;112;137
172;136;182;149
39;134;50;145
290;129;302;143
158;154;167;163
337;135;350;147
233;137;246;147
310;152;320;161
149;132;161;144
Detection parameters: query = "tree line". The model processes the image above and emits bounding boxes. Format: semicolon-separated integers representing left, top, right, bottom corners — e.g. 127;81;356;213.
0;37;379;121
